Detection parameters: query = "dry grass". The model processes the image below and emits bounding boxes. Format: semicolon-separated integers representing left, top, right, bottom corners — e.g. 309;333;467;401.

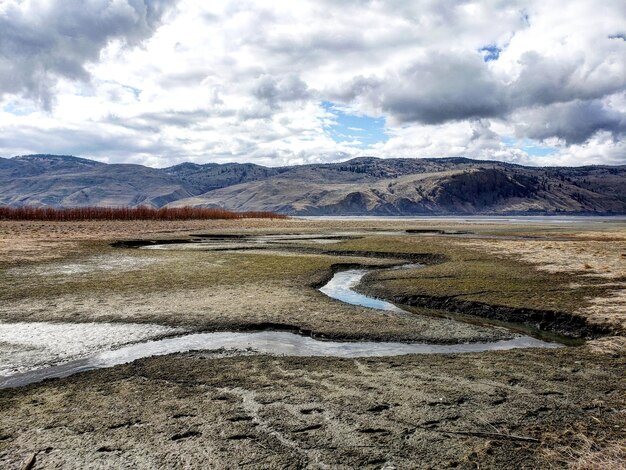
2;218;625;334
587;336;626;355
0;219;301;265
459;238;626;280
545;434;626;469
457;236;626;332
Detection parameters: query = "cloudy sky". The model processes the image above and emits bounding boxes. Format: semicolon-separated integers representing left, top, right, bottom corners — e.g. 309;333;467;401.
0;0;624;168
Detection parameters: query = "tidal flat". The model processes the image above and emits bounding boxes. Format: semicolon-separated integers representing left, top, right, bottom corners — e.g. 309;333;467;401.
0;217;624;469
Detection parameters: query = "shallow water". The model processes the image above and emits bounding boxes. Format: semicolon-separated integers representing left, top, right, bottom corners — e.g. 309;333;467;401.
0;331;560;389
298;215;626;225
319;269;406;312
142;233;362;250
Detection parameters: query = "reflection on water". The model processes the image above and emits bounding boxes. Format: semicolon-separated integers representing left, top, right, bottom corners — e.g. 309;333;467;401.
320;269;406;312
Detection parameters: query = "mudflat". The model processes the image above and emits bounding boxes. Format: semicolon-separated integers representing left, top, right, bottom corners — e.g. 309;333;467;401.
0;217;624;469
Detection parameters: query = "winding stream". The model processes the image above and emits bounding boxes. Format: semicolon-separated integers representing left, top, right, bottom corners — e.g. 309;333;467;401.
0;263;563;389
320;269;406;313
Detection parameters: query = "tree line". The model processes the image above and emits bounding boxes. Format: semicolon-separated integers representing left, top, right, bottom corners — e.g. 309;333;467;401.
0;206;287;221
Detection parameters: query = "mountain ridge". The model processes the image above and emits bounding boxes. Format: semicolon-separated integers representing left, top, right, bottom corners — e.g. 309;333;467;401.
1;154;625;215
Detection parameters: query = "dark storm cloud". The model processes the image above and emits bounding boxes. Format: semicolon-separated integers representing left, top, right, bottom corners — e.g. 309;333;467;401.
0;0;177;108
336;52;508;125
382;53;508;124
516;100;626;145
334;39;626;144
509;51;626;107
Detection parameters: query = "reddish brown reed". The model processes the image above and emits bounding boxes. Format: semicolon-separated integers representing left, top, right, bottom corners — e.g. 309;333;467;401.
0;206;287;221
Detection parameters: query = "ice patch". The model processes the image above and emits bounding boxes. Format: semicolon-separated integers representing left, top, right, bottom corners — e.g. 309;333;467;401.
0;331;563;389
320;269;406;312
0;321;184;376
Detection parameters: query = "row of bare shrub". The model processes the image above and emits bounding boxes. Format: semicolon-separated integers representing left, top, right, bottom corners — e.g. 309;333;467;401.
0;206;287;221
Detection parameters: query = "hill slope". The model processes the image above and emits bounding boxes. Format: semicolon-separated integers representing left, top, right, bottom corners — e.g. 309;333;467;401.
1;154;625;214
168;158;626;215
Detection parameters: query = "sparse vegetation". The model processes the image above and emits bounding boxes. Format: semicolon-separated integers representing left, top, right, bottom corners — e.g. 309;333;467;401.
0;218;624;469
333;233;626;334
0;206;287;221
544;433;626;470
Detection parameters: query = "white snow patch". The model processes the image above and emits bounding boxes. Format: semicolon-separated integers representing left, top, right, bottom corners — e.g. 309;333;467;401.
0;321;184;376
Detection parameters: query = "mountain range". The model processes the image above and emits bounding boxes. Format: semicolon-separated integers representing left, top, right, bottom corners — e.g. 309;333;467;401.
1;154;625;215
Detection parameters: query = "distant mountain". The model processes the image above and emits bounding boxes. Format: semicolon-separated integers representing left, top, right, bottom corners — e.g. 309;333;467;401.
162;161;286;194
0;155;192;208
1;154;625;215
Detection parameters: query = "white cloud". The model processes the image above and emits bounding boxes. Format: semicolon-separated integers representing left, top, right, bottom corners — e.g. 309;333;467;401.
0;0;176;109
0;0;624;167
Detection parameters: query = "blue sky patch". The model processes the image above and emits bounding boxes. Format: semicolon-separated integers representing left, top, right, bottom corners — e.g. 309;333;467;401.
322;101;388;148
479;44;501;62
503;137;558;156
3;102;35;116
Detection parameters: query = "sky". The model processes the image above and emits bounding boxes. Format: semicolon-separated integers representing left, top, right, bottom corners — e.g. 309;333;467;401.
0;0;624;168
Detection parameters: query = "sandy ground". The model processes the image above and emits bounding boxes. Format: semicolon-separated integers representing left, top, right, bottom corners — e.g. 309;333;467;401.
0;218;625;469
